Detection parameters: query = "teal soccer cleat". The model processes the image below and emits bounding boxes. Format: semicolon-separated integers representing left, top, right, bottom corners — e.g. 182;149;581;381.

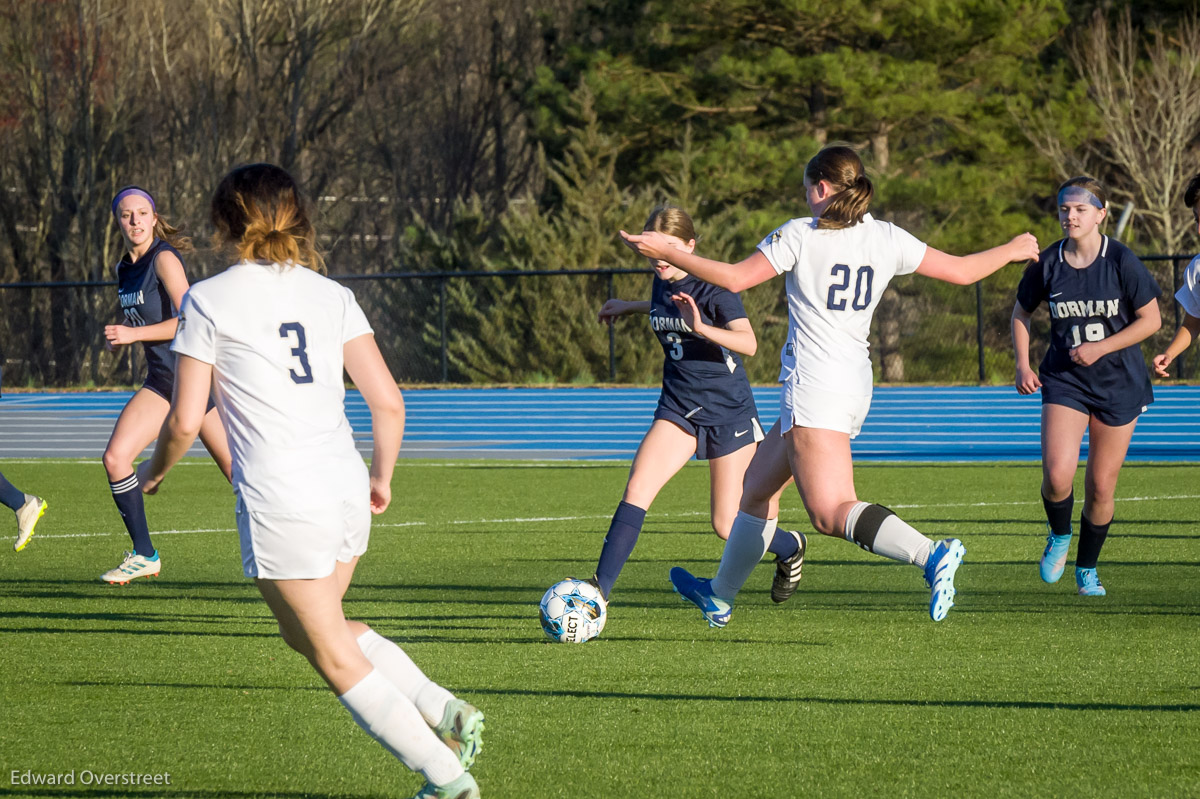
411;771;479;799
669;567;732;628
434;699;485;770
1039;526;1072;583
1075;567;1106;596
924;538;965;622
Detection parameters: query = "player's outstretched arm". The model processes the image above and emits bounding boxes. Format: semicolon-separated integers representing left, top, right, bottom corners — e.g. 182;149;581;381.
140;354;212;493
345;333;404;515
1011;301;1041;395
598;299;651;325
1154;312;1200;377
619;230;776;293
916;233;1040;286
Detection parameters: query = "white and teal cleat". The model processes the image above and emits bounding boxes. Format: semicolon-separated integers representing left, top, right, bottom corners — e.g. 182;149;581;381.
434;699;485;770
411;771;479;799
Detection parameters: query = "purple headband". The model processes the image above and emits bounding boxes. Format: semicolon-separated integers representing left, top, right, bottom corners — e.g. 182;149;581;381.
111;187;156;218
1057;186;1104;210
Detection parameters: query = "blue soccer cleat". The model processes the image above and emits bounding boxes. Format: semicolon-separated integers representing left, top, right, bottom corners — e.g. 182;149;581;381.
1039;526;1073;583
669;567;732;628
923;538;965;622
1075;567;1106;596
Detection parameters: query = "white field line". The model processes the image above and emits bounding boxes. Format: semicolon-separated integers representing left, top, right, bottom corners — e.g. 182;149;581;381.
27;493;1200;542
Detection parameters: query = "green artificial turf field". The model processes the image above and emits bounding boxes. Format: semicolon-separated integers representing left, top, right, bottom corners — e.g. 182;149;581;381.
0;459;1196;799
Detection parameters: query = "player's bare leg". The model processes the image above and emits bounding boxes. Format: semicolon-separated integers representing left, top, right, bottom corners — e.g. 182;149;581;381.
1038;404;1089;582
1074;415;1137;596
197;406;234;483
593;419;697;600
259;570;476;796
790;425;963;621
101;388;169;582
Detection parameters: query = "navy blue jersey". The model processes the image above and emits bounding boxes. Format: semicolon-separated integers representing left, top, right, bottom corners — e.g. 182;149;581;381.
115;238;182;384
1016;236;1161;411
650;274;757;425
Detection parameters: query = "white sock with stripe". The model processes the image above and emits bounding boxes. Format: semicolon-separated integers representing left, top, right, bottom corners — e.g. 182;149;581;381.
843;501;932;568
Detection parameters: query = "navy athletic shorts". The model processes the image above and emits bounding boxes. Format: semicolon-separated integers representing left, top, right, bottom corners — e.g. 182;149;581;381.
143;368;215;412
1041;375;1147;427
654;407;765;460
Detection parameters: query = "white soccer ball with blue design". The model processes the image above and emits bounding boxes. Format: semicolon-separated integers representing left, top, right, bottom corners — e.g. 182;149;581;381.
539;578;607;643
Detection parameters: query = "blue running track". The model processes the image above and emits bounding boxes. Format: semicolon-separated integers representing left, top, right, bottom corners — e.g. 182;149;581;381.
1;386;1198;461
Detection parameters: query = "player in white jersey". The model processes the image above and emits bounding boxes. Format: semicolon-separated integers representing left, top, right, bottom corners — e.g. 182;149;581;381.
1154;172;1200;378
138;164;483;799
622;145;1040;624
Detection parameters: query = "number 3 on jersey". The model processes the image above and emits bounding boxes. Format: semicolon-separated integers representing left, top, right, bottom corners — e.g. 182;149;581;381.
827;264;874;311
666;332;684;360
279;322;314;384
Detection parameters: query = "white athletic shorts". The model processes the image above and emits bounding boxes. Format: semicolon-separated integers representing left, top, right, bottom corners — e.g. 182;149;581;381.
237;498;371;580
780;381;872;439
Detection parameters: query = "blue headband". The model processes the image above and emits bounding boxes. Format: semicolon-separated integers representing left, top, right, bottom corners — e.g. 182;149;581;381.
111;187;156;218
1057;186;1104;210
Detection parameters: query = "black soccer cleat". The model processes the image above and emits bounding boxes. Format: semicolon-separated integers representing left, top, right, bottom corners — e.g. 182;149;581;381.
770;530;807;604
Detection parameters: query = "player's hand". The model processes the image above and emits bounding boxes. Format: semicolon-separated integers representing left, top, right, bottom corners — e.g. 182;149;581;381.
1015;364;1041;395
105;324;138;347
619;229;672;261
1008;232;1040;262
1153;352;1174;377
669;292;703;336
368;476;391;514
598;299;626;325
136;460;162;495
1069;342;1105;367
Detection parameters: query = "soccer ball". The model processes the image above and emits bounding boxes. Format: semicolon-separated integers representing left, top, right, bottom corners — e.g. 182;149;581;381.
539;578;607;643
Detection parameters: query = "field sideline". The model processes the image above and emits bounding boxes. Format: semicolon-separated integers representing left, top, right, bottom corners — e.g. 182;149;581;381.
0;458;1197;798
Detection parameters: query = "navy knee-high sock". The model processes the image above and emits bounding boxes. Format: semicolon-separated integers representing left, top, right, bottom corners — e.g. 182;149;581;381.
110;474;154;557
593;501;646;599
766;527;799;560
0;472;25;511
1075;513;1111;569
1042;491;1074;536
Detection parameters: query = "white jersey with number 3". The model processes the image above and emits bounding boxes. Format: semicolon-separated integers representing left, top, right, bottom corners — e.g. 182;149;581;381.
172;262;374;513
757;213;927;395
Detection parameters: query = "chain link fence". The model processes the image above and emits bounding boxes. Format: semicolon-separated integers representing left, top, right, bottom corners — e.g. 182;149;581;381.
1;256;1194;389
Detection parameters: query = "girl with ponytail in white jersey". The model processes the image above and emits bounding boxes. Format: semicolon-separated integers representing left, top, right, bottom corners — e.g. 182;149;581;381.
621;145;1039;625
140;164;483;799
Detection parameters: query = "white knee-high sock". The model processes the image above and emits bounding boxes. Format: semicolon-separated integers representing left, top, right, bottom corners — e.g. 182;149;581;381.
843;501;932;567
710;512;777;600
338;669;463;786
357;629;454;727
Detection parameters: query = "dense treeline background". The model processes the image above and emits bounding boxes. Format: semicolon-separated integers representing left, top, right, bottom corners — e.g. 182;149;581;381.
1;0;1198;387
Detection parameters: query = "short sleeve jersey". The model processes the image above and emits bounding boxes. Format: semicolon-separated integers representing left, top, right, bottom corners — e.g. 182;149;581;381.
756;213;927;395
115;238;183;383
171;262;374;513
1173;254;1200;319
650;274;756;425
1016;236;1161;411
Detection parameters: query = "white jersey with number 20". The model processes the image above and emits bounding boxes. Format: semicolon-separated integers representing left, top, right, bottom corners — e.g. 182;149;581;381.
757;212;927;396
172;262;374;513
